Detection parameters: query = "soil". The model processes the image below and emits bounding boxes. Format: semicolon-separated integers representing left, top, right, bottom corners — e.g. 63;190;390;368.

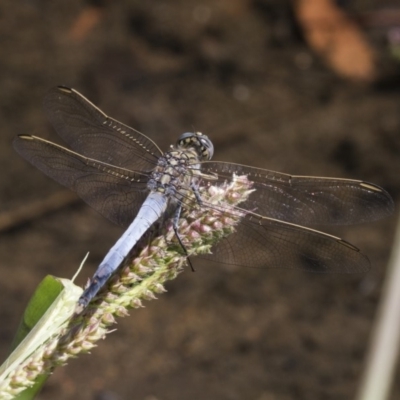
0;1;400;400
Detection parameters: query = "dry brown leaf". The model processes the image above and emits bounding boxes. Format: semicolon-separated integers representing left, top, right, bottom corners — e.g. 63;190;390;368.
294;0;376;82
68;7;103;42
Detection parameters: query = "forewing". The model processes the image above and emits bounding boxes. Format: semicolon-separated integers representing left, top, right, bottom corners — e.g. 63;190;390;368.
13;135;148;227
43;86;162;170
201;213;370;273
200;161;394;225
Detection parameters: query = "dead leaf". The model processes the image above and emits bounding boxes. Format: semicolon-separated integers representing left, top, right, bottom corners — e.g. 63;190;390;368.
68;7;104;42
294;0;376;82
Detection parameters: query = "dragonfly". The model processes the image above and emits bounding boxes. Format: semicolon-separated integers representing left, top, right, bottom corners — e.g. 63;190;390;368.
13;86;394;308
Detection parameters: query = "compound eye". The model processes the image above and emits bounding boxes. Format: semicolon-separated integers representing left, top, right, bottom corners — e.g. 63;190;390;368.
200;137;214;160
177;132;214;160
177;132;194;143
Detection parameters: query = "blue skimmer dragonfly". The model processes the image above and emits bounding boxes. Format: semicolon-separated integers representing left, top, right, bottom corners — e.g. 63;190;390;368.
13;86;394;308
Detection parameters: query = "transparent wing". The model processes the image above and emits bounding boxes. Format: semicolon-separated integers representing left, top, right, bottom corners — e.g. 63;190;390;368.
199;161;394;226
201;212;370;273
13;135;149;227
43;86;162;170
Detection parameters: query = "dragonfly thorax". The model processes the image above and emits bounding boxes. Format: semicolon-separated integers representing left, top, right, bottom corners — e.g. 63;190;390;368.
147;147;203;200
177;132;214;161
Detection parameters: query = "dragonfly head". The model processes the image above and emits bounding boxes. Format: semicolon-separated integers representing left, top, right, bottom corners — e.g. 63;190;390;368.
177;132;214;161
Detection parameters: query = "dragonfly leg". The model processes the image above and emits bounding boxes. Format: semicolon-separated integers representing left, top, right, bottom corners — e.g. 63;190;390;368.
191;182;203;206
173;203;195;272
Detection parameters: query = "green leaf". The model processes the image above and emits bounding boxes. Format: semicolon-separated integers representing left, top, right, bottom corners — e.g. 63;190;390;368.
0;276;82;399
11;276;65;351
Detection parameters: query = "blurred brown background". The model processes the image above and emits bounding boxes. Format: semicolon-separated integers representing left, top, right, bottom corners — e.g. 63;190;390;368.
1;0;400;399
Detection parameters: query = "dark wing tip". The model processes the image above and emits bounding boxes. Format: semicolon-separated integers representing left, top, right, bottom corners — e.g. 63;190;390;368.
338;239;371;273
56;85;73;93
360;181;395;217
13;135;34;154
15;134;34;140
